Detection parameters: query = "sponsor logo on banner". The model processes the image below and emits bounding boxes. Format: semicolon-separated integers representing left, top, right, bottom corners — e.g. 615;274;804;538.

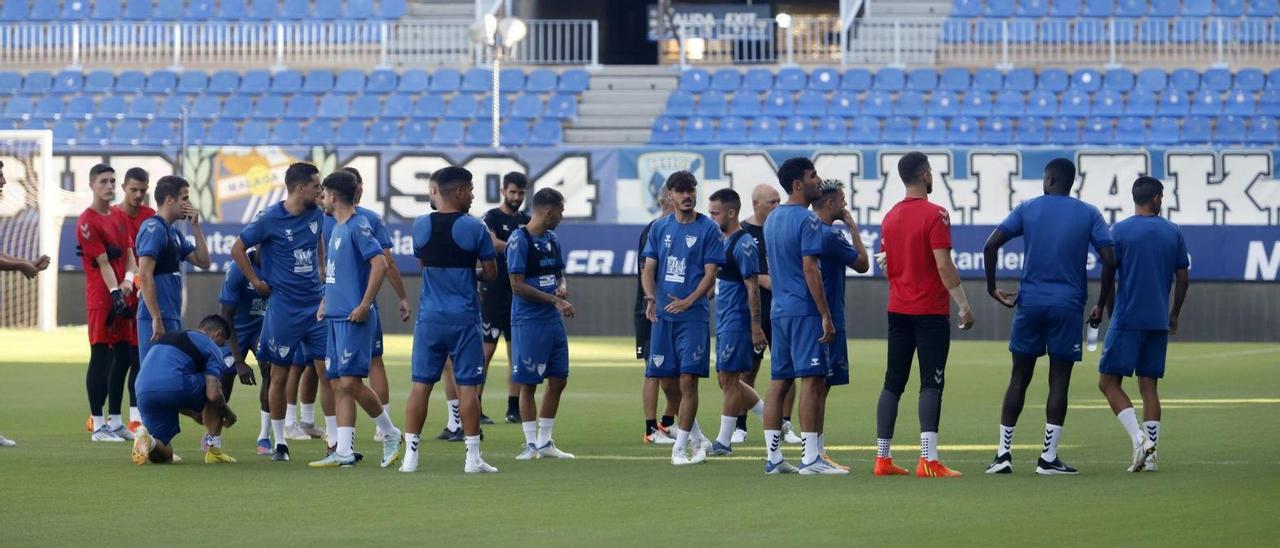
634;151;704;217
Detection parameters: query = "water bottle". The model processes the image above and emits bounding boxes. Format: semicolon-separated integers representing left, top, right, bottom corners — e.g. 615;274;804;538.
1086;320;1100;352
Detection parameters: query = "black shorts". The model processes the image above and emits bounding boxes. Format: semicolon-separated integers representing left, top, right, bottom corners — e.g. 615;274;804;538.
481;308;511;344
884;312;951;394
634;314;651;360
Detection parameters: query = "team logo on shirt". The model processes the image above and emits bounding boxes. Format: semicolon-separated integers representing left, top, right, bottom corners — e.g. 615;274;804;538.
685;235;697;248
662;234;672;249
284;228;294;242
145;223;157;233
79;223;91;239
224;354;235;368
939;210;951;226
308;222;318;234
333;237;342;250
651;354;665;368
278;344;291;358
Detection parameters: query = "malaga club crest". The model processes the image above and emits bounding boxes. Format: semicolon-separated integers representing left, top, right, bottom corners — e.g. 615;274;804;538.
635;151;704;214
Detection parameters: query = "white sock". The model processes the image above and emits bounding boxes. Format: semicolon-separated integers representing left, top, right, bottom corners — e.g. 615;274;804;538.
464;435;481;461
129;406;141;423
380;404;392;429
716;415;736;446
286;404;299;426
690;419;705;443
819;432;826;454
674;428;690;452
325;416;338;443
404;433;421;458
749;400;765;418
536;417;554;447
521;421;537;445
1116;408;1144;447
1041;424;1063;462
206;434;222;449
258;411;271;440
271;419;287;447
373;412;398;437
336;426;355;457
998;424;1015;456
446;399;460;431
801;432;819;465
108;415;122;430
91;415;105;430
765;429;783;463
920;431;938;461
300;403;315;425
1143;420;1160;449
876;438;892;458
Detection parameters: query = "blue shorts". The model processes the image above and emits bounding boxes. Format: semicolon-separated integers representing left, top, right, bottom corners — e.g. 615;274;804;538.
137;378;206;446
1009;305;1083;362
770;315;827;380
325;318;374;379
511;322;569;385
137;318;182;363
258;301;326;366
715;330;753;373
1099;328;1168;379
411;321;485;386
371;312;384;358
826;329;849;387
646;319;710;378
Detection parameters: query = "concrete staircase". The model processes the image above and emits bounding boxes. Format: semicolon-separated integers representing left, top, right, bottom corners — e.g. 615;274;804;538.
846;0;952;66
406;0;474;21
565;66;677;146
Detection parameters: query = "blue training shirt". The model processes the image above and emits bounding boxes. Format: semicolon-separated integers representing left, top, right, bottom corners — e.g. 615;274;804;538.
238;202;324;306
1109;215;1190;331
134;331;229;394
820;225;860;330
764;204;824;319
997;194;1113;310
324;215;384;318
506;227;566;326
641;213;725;323
135;216;196;321
412;212;496;325
323;206;393;250
217;255;267;338
714;230;760;332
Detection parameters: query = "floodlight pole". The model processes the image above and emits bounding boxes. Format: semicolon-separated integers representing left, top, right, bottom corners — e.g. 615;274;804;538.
492;48;501;149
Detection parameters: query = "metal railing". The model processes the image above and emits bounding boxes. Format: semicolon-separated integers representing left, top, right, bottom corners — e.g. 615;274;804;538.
0;19;599;69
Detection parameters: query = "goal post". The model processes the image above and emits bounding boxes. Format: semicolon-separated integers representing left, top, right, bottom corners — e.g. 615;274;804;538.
0;130;59;331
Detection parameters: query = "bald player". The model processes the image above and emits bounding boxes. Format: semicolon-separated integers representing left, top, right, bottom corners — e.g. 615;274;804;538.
738;184;790;445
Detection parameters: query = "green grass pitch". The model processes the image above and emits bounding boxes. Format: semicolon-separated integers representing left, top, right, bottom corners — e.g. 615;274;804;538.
1;329;1277;545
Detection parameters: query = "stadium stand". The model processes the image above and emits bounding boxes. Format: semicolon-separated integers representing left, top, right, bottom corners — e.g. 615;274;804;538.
0;0;408;21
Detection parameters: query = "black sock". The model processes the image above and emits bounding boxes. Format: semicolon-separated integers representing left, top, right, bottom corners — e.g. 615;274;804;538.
736;415;748;431
660;415;674;429
107;342;132;415
646;419;658;435
506;396;518;414
782;415;792;423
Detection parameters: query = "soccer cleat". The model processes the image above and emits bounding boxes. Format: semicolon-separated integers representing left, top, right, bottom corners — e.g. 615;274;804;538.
309;452;357;468
325;444;364;463
205;447;237;464
272;444;291;462
438;427;464;442
873;456;909;476
799;459;849;475
0;434;14;447
480;414;495;425
381;433;402;468
671;449;692;466
127;420;142;433
1144;451;1158;472
1128;439;1157;473
765;459;799;474
464;457;498;474
399;451;419;473
91;425;125;442
917;457;964;477
85;416;94;432
505;411;519;424
111;425;134;441
708;441;733;456
731;428;748;444
821;453;850;472
537;440;575;459
644;428;676;445
985;452;1013;474
256;439;272;456
131;426;155;465
516;443;540;460
285;423;310;440
1034;457;1078;475
781;421;802;444
373;430;387;443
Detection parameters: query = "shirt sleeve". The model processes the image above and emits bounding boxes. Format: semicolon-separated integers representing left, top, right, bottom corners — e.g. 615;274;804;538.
180;229;197;259
1174;227;1190;270
371;216;392;250
702;222;725;266
828;228;860;266
506;231;526;275
77;215;107;261
996;204;1024;238
642;220;661;260
355;220;383;262
135;219;165;259
928;209;954;250
736;237;759;278
556;234;567;273
239;211;269;247
411;216;429;256
473;219;497;261
1089;207;1115;248
218;265;243;306
800;213;823;257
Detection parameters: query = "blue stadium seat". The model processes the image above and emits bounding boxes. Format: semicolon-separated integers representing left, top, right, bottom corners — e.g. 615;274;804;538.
847;116;880;144
178;71;208;95
715;116;748;145
1214;115;1246;145
1072;69;1102;92
729;93;762;117
1116;0;1146;16
782;116;814;144
794;91;827;117
1018;0;1049;17
981;116;1013;144
961;91;993;117
1083;0;1114;16
1005;68;1036;91
1235;69;1264;92
82;119;112;145
524;69;557;93
666;91;695;118
679;69;711;92
304;70;336;95
939;68;970;92
1192;91;1223;116
1148;117;1179;145
814;116;844;144
497;119;529;146
381;0;407;19
431;68;463;93
446;95;480;119
52;71;81;94
1269;69;1280;90
1225;89;1257;116
0;0;25;22
500;69;526;94
110;120;144;146
1158;90;1190;116
511;94;542;119
398;69;430;93
1182;116;1213;144
1245;116;1278;144
985;0;1015;16
1150;0;1180;16
412;95;446;119
1202;69;1233;93
1048;116;1080;145
545;94;577;119
1262;89;1280;115
191;95;221;120
65;96;94;120
809;68;840;91
1250;0;1278;16
157;95;187;120
1038;69;1069;92
98;96;127;120
461;68;491;94
33;96;63;121
776;68;807;92
1092;89;1125;117
462;121;491;146
949;116;980;145
1103;69;1135;92
953;0;982;17
254;95;286;119
336;120;365;146
347;0;376;19
873;68;905;91
314;0;342;20
742;69;773;92
381;94;413;118
201;120;233;145
125;95;157;120
222;95;253;120
83;71;114;94
246;0;277;19
829;92;858;117
1125;90;1158;116
52;120;78;145
207;71;239;95
92;0;122;19
915;116;946;144
271;70;303;95
364;69;396;94
973;69;1003;92
0;99;26;121
399;120;431;146
698;91;728;118
22;72;53;95
284;95;318;119
1015;116;1046;144
1060;89;1091;116
240;70;270;95
63;0;90;19
302;121;332;145
841;68;872;91
907;69;938;91
1135;69;1168;93
146;71;177;95
473;94;515;120
350;95;380;120
558;69;589;93
234;120;268;146
269;121;302;145
861;90;893;117
1026;90;1058;117
1052;0;1083;16
183;0;214;19
529;119;563;146
928;91;961;118
1184;0;1212;16
649;116;680;145
1115;117;1147;144
680;117;712;145
748;117;781;145
1083;116;1112;144
368;119;400;145
317;94;349;119
895;91;927;117
762;91;794;117
213;0;246;19
882;116;913;144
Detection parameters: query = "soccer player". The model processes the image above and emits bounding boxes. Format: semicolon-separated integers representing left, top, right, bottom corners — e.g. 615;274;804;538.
0;160;51;447
812;180;870;469
136;175;211;361
308;170;403;468
218;247;273;454
704;188;766;457
1097;177;1189;473
983;158;1115;476
642;171;724;466
401;166;499;474
482;172;530;424
77;163;140;442
508;188;576;460
130;315;239;465
638;190;679;445
761;158;842;475
875;152;973;478
739;184;783;444
114;166;155;431
230;162;331;462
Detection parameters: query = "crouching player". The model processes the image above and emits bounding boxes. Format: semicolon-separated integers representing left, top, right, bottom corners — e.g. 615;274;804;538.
131;315;239;465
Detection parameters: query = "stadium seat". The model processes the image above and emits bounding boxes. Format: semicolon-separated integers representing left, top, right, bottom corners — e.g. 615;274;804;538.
98;96;127;120
678;69;711;92
1103;69;1135;92
981;116;1013;144
1048;116;1080;144
1018;0;1050;17
1235;69;1265;92
1214;115;1246;145
283;95;318;120
847;116;880;144
985;0;1015;17
994;90;1026;116
939;68;970;92
697;91;728;118
254;95;286;119
1182;116;1212;144
716;116;748;145
216;0;247;20
336;120;365;145
447;94;483;119
949;116;980;145
317;94;350;119
92;0;122;19
1224;89;1257;116
110;120;144;146
0;98;28;121
349;95;380;120
814;116;844;144
346;0;376;19
63;0;90;19
382;94;413;118
1060;89;1091;117
775;68;807;91
840;68;872;91
1116;0;1146;16
525;69;558;93
304;121;334;145
500;69;526;94
1083;116;1112;144
1245;116;1278;144
973;69;1002;92
794;91;827;117
315;0;342;20
529;119;563;146
82;119;112;145
157;95;187;120
511;94;543;119
22;72;53;95
683;117;714;145
240;70;270;95
1015;116;1047;144
1027;90;1058;117
928;91;961;118
208;71;239;95
882;116;913;144
809;68;840;91
33;97;63;121
1192;91;1223;116
907;69;938;92
205;120;236;144
399;69;431;93
1170;69;1200;93
915;116;946;144
368;119;400;145
247;0;278;19
83;71;115;94
961;91;993;117
1092;89;1124;117
558;69;590;93
117;71;148;94
1125;90;1158;116
412;95;446;119
400;121;431;146
271;70;303;95
873;68;905;91
222;95;254;120
191;95;221;120
237;120;270;146
1037;69;1069;92
953;0;982;17
1202;69;1233;93
304;70;336;95
747;117;781;145
762;91;794;117
183;0;215;19
270;121;303;145
65;96;94;120
1158;91;1190;116
430;69;463;93
546;94;577;119
1135;69;1168;94
829;92;858;117
730;93;762;117
742;69;773;92
1262;89;1280;115
1150;0;1179;16
649;116;680;145
52;71;82;95
1071;69;1102;92
461;68;492;94
1083;0;1114;16
146;71;177;95
1144;117;1178;145
366;70;397;94
52;120;78;145
178;71;209;95
463;121;490;146
125;96;157;120
473;95;511;120
1250;0;1278;16
1115;117;1147;144
1005;68;1036;91
782;117;814;144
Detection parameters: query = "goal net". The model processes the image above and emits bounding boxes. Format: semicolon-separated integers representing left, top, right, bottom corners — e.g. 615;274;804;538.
0;130;70;331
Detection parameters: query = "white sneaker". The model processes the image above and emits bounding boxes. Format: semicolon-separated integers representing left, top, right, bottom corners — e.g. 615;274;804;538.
516;443;540;460
91;425;125;442
781;421;802;444
111;425;134;441
671;447;692;466
1143;450;1158;472
688;442;707;464
798;459;849;475
645;429;676;445
286;424;311;441
731;428;748;444
537;440;575;459
1128;439;1156;473
464;457;498;473
131;426;154;464
0;434;14;447
399;451;419;472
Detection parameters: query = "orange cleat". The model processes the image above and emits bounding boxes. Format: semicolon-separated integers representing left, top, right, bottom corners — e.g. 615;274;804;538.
127;420;142;433
916;457;963;478
873;456;909;476
821;453;850;472
85;416;94;432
